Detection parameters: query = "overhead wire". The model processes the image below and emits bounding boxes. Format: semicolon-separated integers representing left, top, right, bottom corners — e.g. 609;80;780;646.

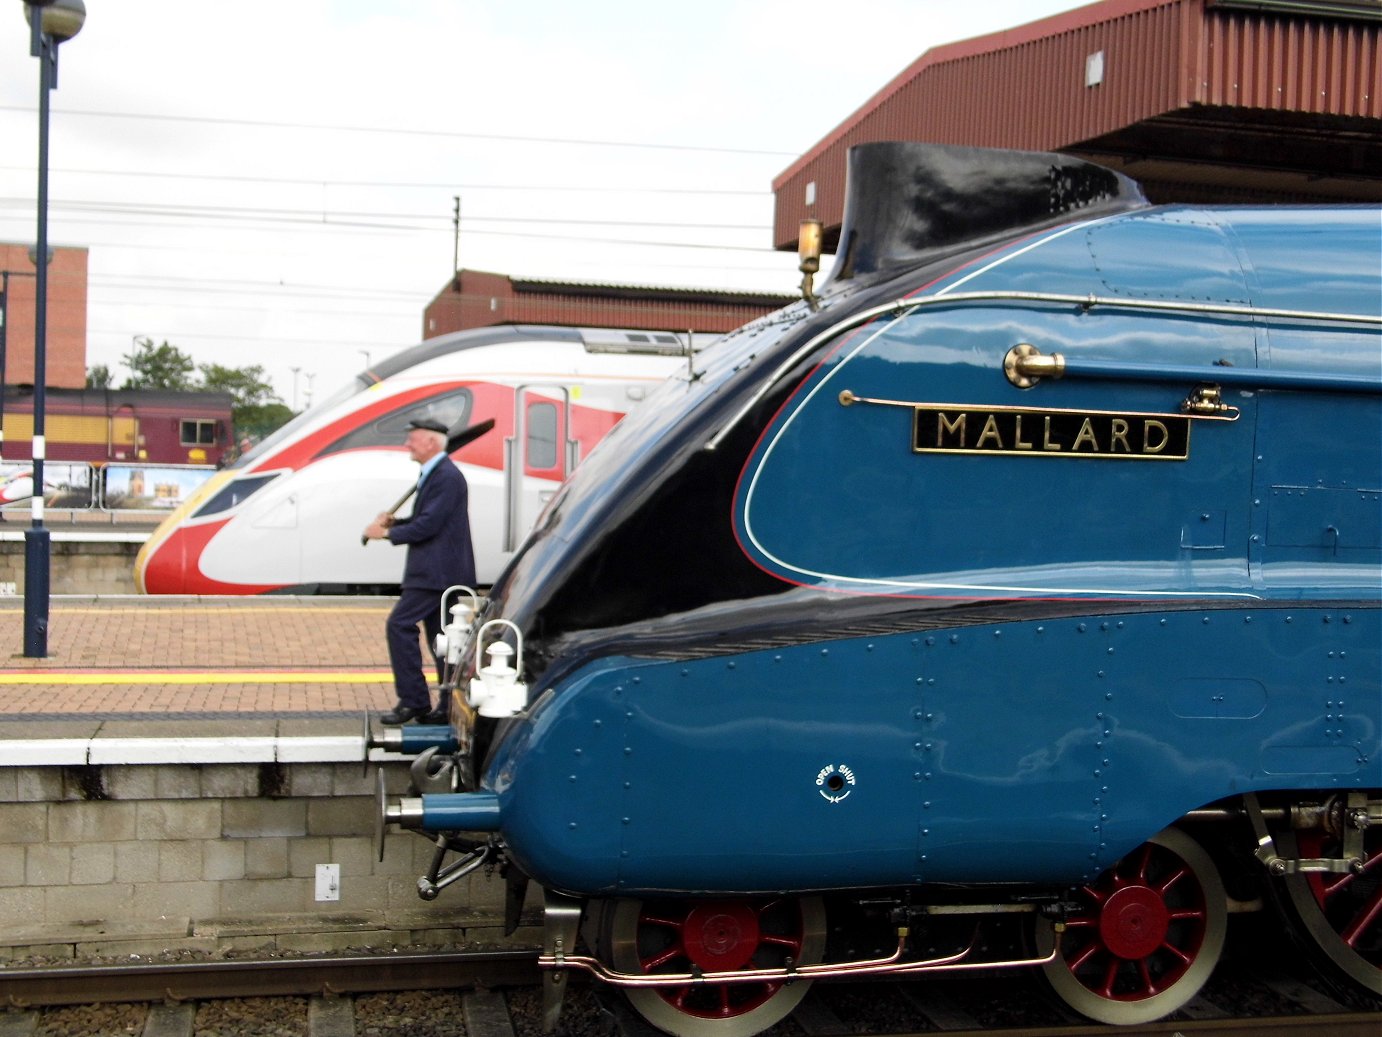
0;104;798;158
0;162;771;197
0;102;796;363
0;196;771;233
90;327;405;349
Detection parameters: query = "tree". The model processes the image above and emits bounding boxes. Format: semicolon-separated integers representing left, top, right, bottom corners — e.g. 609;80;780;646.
121;337;195;390
85;363;112;389
197;362;278;410
114;339;296;443
198;362;292;443
233;401;296;443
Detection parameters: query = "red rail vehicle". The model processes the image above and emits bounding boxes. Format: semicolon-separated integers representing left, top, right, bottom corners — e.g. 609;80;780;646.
0;387;233;467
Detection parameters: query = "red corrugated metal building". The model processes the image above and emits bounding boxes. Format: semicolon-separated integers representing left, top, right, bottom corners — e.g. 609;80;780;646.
423;269;796;339
774;0;1382;251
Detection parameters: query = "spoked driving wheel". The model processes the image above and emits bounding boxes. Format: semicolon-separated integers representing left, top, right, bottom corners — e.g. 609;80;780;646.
1276;819;1382;996
1036;827;1227;1024
604;896;826;1037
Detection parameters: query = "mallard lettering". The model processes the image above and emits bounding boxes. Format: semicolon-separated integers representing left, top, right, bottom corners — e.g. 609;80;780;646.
916;406;1189;460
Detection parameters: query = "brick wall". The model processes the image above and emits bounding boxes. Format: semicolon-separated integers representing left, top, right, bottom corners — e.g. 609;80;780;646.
0;242;90;390
0;759;533;959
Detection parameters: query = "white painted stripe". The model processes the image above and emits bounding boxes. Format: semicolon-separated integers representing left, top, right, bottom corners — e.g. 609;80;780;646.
1;736;426;767
932;216;1113;297
367;748;414;763
87;737;282;765
1;735;381;767
0;531;151;544
276;735;364;763
2;739;90;766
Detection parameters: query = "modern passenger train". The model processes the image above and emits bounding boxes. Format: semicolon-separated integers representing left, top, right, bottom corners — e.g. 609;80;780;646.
371;144;1381;1036
134;325;696;594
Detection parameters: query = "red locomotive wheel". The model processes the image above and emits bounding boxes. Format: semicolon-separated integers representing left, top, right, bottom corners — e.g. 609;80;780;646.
1036;827;1227;1024
605;896;826;1037
1278;820;1382;996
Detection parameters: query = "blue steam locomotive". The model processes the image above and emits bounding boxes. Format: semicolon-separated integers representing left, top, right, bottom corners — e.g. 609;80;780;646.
373;143;1381;1036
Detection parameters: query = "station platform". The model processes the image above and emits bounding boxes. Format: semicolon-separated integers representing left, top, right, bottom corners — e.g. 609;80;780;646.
0;595;500;958
0;595;397;721
0;595;405;766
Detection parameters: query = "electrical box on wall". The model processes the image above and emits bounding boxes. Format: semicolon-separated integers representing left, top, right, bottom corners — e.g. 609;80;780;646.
315;863;340;902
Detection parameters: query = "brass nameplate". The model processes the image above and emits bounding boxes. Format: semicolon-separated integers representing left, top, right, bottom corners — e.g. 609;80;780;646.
912;404;1191;460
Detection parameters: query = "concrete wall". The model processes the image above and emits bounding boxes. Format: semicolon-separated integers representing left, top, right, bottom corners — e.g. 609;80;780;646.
0;758;531;960
0;539;140;596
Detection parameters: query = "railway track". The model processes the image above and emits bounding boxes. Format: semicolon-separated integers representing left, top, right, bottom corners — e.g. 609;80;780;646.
0;949;1375;1037
0;950;539;1007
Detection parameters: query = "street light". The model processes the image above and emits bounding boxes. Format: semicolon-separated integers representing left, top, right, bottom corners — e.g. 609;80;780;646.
21;0;85;658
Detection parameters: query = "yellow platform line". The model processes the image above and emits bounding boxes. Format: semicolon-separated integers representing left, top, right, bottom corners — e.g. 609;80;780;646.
0;671;392;684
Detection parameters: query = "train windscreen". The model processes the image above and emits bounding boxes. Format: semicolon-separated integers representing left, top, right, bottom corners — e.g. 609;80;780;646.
317;388;472;457
229;378;365;470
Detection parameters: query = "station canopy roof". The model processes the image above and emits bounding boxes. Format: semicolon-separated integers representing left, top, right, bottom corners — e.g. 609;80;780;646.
773;0;1382;252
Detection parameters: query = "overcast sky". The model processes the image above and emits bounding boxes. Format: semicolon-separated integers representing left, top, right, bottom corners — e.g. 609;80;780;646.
0;0;1083;408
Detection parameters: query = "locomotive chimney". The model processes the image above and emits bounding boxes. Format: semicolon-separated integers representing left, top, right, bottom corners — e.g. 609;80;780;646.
823;142;1146;289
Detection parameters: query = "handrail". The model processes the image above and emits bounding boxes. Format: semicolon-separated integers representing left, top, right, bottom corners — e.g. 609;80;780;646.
705;289;1382;451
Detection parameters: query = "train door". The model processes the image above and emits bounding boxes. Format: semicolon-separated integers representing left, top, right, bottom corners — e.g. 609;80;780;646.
109;406;138;461
503;385;575;552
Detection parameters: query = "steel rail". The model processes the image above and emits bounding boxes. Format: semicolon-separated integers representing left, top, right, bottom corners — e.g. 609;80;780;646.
4;951;1376;1037
0;948;540;1008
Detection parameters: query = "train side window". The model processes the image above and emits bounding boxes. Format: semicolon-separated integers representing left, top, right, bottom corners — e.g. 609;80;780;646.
180;419;217;446
527;401;559;472
318;388;472;455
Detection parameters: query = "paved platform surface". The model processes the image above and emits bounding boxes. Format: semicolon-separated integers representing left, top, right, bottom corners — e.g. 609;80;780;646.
0;596;398;721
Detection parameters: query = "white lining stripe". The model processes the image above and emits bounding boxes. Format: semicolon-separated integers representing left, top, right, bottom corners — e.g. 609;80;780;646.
739;215;1257;599
3;735;369;767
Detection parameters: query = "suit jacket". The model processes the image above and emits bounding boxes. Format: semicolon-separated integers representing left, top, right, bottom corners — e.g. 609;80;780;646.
387;459;476;590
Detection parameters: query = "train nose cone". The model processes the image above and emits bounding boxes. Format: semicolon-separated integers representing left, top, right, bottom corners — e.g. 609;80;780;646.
135;526;191;593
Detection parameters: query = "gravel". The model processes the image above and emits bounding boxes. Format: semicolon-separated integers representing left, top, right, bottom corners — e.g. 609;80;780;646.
354;990;469;1037
31;1002;148;1037
192;996;309;1037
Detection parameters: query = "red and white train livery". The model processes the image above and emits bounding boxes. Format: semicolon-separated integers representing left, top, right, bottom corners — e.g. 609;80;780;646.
134;325;695;594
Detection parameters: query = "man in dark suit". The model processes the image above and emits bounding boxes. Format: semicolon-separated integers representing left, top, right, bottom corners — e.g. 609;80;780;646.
363;418;476;724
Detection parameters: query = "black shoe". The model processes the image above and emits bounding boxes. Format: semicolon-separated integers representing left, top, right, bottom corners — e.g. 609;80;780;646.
419;709;450;726
380;703;429;725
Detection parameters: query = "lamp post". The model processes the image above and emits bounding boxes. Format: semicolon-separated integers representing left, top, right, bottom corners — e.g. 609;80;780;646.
22;0;85;658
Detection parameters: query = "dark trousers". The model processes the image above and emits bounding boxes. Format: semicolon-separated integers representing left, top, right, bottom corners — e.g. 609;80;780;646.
386;587;444;710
